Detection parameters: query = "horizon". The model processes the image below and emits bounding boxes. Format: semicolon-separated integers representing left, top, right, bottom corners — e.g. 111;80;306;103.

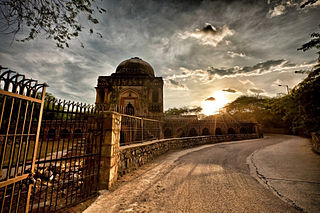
1;0;319;115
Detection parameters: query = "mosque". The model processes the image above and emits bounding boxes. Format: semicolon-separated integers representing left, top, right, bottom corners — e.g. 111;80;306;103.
95;57;260;138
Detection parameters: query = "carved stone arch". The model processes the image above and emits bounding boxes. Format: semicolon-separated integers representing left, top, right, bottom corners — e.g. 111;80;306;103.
228;128;236;134
176;128;185;138
164;128;173;138
215;128;223;135
60;129;70;138
188;128;198;137
202;127;210;135
119;88;140;114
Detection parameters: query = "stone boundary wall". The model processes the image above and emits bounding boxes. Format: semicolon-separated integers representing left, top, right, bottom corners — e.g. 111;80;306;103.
118;134;259;175
311;131;320;154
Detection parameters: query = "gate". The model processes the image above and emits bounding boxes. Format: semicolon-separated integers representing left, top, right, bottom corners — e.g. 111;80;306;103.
0;68;46;212
0;67;102;212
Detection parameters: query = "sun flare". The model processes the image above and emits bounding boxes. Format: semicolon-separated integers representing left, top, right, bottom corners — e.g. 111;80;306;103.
202;91;230;115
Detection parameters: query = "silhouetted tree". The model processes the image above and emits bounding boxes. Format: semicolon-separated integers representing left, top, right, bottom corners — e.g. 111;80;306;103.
165;106;202;116
298;0;320;61
0;0;106;48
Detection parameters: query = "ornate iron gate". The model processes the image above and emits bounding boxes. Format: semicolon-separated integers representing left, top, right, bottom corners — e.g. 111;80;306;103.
0;67;46;213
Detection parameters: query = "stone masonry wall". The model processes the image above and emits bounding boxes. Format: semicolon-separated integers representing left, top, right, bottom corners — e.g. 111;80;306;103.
118;134;259;175
311;131;320;154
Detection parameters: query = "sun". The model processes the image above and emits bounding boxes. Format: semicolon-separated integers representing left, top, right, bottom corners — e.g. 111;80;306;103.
201;91;229;115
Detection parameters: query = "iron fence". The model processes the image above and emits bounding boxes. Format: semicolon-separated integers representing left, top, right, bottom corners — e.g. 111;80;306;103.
0;66;103;212
29;98;102;212
0;67;46;213
119;114;162;146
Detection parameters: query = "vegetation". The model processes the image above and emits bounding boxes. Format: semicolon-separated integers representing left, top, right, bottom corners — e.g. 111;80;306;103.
224;64;320;136
165;106;202;116
0;0;106;48
224;96;286;129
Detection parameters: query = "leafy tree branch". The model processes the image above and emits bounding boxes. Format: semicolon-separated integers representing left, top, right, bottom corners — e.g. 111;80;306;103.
0;0;106;48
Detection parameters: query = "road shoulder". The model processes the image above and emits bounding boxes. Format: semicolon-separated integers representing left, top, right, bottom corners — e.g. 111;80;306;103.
247;135;320;212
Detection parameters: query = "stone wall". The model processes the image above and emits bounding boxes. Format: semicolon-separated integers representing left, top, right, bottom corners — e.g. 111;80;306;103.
118;134;259;175
311;131;320;154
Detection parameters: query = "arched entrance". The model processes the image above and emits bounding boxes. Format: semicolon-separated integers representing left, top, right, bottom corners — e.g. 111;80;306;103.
176;128;185;138
125;102;134;115
164;128;173;138
189;128;198;137
228;128;236;134
215;128;223;135
202;128;210;135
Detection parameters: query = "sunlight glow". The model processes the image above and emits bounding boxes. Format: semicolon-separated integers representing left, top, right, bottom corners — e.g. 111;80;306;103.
202;91;230;115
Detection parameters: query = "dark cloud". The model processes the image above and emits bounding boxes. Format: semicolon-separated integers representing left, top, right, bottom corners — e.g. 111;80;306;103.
165;79;188;90
180;23;234;47
222;88;237;93
205;97;216;101
208;59;288;77
249;88;265;94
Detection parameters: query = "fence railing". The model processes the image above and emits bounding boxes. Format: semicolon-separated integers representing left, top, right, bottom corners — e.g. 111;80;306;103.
29;98;103;212
0;67;46;213
119;114;162;146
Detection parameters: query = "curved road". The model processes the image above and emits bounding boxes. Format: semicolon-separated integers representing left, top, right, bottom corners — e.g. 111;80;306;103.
85;135;319;212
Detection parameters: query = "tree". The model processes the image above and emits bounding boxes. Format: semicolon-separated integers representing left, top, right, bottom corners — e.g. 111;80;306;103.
165;106;202;116
224;96;286;129
0;0;106;48
298;0;320;61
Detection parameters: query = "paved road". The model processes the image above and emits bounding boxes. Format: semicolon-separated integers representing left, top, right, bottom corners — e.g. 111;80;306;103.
85;135;319;213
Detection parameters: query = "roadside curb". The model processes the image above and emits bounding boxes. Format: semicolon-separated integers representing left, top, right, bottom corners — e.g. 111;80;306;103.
246;148;305;212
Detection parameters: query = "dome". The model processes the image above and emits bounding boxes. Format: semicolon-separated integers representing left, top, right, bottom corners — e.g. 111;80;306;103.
115;57;155;77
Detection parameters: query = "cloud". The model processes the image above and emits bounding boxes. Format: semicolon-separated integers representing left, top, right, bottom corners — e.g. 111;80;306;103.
222;88;237;93
267;0;320;18
239;79;255;85
165;60;315;86
248;88;265;95
272;79;283;86
268;4;287;17
180;23;235;47
205;97;216;101
207;59;315;78
227;51;246;58
165;79;188;90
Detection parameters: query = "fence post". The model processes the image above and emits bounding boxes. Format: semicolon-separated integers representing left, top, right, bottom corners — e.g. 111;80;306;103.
99;111;121;189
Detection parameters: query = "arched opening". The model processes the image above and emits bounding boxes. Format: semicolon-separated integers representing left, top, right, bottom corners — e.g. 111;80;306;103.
47;129;56;138
240;127;248;134
189;128;198;137
152;89;159;103
125;102;134;115
215;128;223;135
176;128;185;138
60;129;69;138
164;128;173;138
74;129;82;138
120;131;125;145
228;128;236;134
202;128;210;135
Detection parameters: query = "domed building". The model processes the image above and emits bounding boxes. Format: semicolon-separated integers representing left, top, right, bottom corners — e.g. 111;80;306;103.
95;57;163;118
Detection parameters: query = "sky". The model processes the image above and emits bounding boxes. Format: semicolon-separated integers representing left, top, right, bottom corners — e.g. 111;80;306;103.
0;0;319;114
